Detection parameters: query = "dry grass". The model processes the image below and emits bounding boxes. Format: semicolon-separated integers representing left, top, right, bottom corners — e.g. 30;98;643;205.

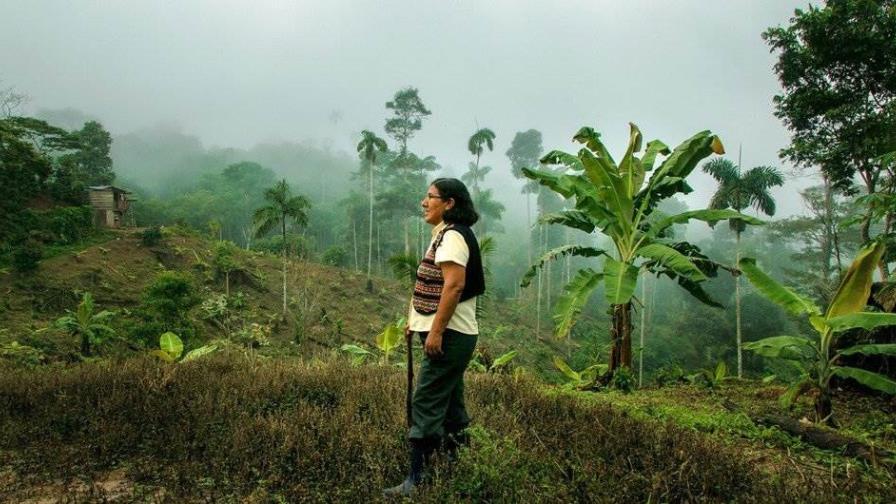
2;353;893;502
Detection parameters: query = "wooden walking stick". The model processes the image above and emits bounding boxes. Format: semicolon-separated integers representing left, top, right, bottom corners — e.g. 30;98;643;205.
405;330;414;427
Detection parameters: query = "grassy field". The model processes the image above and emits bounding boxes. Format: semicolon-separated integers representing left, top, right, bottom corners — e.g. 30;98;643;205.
1;353;894;503
0;227;563;373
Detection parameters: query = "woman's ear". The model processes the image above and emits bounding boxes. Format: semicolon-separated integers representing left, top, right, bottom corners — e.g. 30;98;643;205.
445;197;456;210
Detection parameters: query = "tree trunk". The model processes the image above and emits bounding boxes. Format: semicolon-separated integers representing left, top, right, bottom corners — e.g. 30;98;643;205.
526;192;532;266
821;176;835;281
735;232;743;378
535;225;543;340
281;218;288;315
404;218;410;255
639;276;646;388
225;271;230;296
609;302;633;371
882;211;893;279
352;218;359;270
814;389;835;426
80;333;91;357
368;164;374;281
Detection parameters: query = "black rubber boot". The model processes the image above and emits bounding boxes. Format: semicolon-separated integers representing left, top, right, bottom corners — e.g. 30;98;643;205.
442;428;469;464
383;439;433;498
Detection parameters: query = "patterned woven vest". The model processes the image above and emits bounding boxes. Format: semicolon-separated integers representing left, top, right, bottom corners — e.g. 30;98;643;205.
412;227;451;315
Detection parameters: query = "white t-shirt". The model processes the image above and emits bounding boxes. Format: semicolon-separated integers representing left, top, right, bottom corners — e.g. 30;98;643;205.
408;222;479;335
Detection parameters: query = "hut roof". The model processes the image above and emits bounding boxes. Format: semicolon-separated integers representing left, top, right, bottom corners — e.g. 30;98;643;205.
88;185;131;194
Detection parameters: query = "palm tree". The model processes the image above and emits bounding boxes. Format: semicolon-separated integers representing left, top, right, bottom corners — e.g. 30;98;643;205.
467;128;496;200
357;130;388;291
703;151;784;378
253;179;311;314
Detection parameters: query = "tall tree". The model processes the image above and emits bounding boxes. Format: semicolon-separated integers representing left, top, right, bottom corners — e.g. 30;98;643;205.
59;121;114;186
703;154;784;377
466;128;496;198
0;117;74;243
765;1;896;258
253;179;311;314
506;129;544;264
357;130;388;289
384;87;431;155
466;127;497;237
769;185;861;303
384;87;431;253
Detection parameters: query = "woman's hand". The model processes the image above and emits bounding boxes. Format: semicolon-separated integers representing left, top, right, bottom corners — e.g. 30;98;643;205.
424;331;444;358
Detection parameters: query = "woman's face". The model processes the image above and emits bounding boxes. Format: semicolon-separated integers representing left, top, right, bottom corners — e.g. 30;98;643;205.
421;184;454;225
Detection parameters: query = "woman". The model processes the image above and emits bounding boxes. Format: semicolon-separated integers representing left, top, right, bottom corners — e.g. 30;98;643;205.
384;178;484;498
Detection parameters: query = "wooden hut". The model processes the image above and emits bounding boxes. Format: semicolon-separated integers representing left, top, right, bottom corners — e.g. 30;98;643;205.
88;185;132;228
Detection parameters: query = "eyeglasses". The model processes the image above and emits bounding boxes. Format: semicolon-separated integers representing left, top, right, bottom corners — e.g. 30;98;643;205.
425;193;446;200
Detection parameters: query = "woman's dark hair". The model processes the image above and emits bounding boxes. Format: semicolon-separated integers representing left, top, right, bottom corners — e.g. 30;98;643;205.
431;178;479;226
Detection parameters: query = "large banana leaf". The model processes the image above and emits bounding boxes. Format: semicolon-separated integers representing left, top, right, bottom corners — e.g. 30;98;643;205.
376;320;402;353
524;166;621;236
617;123;644;197
182;344;218;362
739;258;821;316
603;257;639;305
637;131;723;212
826;312;896;332
580;148;633;224
838;343;896;357
648;209;763;240
159;332;184;360
539;210;596;234
521;167;578;198
640;139;671;173
832;366;896;395
552;356;581;382
491;350;518;370
743;335;816;360
521;246;606;287
636;243;706;281
826;242;885;319
553;268;603;338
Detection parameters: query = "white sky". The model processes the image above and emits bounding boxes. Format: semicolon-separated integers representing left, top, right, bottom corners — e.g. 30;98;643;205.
1;0;820;217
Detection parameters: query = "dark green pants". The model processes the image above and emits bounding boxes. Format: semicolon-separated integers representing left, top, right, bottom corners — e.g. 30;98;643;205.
409;329;478;440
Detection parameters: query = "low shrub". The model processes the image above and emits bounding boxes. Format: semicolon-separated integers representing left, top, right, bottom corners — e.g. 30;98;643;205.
141;226;162;247
11;239;43;273
321;245;347;267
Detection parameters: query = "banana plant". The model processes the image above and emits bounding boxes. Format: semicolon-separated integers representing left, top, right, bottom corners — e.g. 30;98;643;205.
375;317;404;365
152;332;218;363
522;123;759;371
553;356;607;389
340;317;405;366
55;292;116;357
686;361;729;389
468;349;519;373
741;241;896;425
